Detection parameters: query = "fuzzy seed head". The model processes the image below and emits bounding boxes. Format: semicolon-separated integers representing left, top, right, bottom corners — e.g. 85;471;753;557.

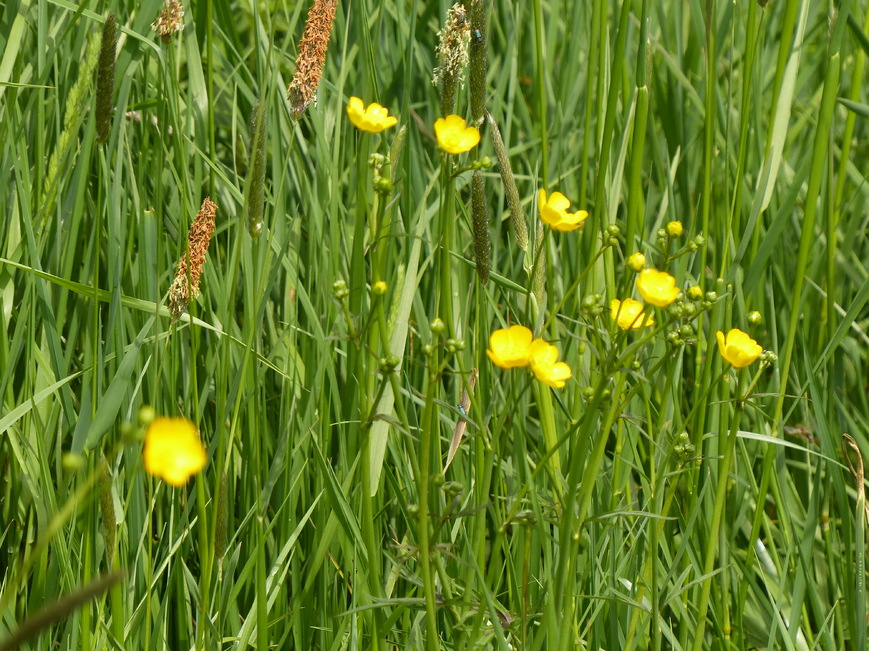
288;0;338;120
152;1;185;43
169;197;217;321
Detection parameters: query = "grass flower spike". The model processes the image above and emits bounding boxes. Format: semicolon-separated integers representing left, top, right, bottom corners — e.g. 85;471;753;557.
528;339;572;388
287;0;338;120
169;197;218;321
346;97;398;133
716;329;762;368
538;189;588;232
152;0;185;43
435;114;480;154
487;325;533;368
143;417;206;486
636;268;680;307
610;298;654;330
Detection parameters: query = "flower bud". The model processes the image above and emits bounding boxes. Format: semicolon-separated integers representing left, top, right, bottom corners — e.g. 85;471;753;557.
747;310;762;325
374;177;393;194
332;279;349;299
138;405;157;427
62;452;86;472
606;224;621;237
372;280;388;295
626;252;646;272
431;318;446;335
687;285;704;300
666;221;684;237
694;234;706;247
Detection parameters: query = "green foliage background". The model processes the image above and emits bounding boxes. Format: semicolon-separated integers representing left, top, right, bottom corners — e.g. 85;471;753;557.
1;0;868;649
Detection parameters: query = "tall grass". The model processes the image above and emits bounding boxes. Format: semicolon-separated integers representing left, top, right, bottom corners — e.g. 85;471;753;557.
1;0;868;649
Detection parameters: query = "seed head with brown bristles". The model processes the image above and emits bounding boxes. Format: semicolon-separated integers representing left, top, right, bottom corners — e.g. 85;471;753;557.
169;197;217;321
287;0;338;121
152;0;185;44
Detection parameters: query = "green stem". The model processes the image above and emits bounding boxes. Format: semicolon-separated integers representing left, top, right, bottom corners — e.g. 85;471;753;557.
691;398;741;651
418;362;440;650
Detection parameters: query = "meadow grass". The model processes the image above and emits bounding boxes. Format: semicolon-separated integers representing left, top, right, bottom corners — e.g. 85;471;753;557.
1;0;869;649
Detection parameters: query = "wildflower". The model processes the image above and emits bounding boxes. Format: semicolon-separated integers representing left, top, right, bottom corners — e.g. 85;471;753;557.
626;252;646;272
528;339;572;388
287;0;338;120
372;280;388;295
687;285;704;300
346;97;398;133
435;114;480;154
152;0;185;43
169;197;217;321
716;329;762;368
538;189;588;232
486;325;533;369
636;268;680;307
610;298;654;330
666;221;684;237
143;417;206;486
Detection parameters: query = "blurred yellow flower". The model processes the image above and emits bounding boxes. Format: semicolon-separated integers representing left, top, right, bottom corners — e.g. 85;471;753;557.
666;221;684;237
716;329;762;369
626;252;646;272
610;298;654;330
143;417;206;486
636;269;680;307
346;96;398;133
538;189;588;232
486;325;533;369
528;339;572;388
687;285;704;300
434;114;480;154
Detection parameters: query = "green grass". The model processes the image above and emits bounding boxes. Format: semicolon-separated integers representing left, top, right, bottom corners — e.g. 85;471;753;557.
2;0;869;648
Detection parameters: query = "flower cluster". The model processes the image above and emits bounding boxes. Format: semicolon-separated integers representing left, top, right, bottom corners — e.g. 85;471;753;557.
487;325;572;388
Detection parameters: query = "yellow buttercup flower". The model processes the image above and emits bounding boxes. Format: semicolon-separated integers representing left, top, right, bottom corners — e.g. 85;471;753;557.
666;221;684;237
687;285;704;300
538;189;588;232
346;96;398;133
610;298;654;330
486;325;534;369
528;339;572;389
636;269;680;307
434;114;480;154
626;252;646;272
716;329;762;369
143;417;206;486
